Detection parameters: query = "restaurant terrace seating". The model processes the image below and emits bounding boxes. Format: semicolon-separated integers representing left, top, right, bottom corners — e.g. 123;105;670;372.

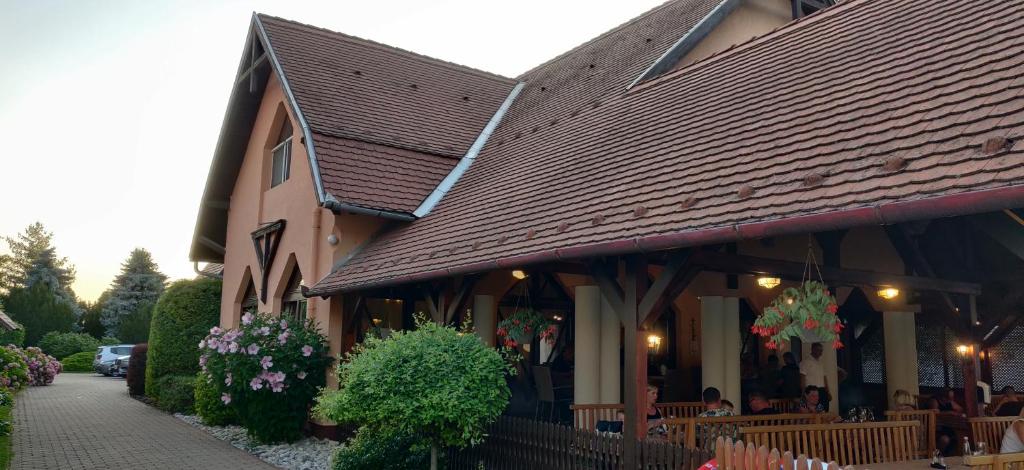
739;421;920;467
885;409;937;458
963;452;1024;470
570;401;705;430
664;414;835;450
769;399;799;413
969;416;1021;449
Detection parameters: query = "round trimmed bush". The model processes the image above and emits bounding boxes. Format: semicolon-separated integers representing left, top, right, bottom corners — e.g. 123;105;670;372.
126;344;147;397
145;278;221;402
154;374;195;413
38;332;99;359
60;351;94;372
332;427;431;470
194;371;237;426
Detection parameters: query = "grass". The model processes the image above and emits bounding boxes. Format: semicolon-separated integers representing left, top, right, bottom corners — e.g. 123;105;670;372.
0;401;11;470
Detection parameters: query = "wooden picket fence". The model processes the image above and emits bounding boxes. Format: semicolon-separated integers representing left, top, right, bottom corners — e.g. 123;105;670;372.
446;416;713;469
714;437;846;470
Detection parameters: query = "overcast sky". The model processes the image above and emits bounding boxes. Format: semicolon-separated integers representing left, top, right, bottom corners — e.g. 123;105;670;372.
0;0;666;302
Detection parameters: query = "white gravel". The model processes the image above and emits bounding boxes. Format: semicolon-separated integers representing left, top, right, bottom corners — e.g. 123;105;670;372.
175;414;340;470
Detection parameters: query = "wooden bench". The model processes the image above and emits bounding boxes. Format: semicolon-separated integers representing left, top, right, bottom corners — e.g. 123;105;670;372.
664;414;834;450
885;409;937;458
970;416;1020;449
739;421;920;467
770;398;799;413
570;401;704;430
963;452;1024;470
714;437;842;470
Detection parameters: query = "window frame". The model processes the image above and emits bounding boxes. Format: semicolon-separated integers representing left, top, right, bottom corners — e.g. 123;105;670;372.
270;138;292;188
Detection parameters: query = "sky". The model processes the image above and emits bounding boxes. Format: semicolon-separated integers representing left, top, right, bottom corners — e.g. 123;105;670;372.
0;0;666;302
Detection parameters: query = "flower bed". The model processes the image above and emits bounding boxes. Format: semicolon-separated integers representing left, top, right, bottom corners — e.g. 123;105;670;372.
176;413;338;470
16;346;61;386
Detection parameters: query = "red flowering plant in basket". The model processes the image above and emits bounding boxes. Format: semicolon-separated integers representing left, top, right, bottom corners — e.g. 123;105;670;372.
496;309;557;350
752;280;845;350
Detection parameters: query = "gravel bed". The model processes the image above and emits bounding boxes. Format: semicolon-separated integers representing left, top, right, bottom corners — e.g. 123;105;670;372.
176;414;340;470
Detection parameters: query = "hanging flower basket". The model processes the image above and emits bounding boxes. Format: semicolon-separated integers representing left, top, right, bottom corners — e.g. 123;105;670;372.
496;309;557;349
752;280;845;350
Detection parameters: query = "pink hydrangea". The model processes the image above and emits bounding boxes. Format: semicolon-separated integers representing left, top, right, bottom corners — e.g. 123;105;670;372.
260;356;273;369
249;377;263;390
246;343;260;355
301;345;313;357
258;326;270;336
277;331;290;345
242;312;254;325
210;326;223;336
221;393;232;404
280;319;288;329
228;342;239;353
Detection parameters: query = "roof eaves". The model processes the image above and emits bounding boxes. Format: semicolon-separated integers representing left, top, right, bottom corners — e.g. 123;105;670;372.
412;82;526;217
253;12;327;205
627;0;743;89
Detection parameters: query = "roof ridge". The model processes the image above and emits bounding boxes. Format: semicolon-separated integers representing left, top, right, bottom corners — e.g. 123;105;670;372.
634;0;868;91
514;0;700;79
255;13;515;84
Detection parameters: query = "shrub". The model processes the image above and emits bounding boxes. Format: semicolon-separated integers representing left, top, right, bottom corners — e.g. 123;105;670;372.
0;328;24;348
100;336;121;346
315;316;511;469
60;351;94;372
201;312;331;443
0;389;11;407
117;302;153;344
332;427;431;470
15;347;61;386
194;372;238;426
145;278;221;403
126;344;147;397
4;284;75;346
38;332;99;359
154;374;195;413
0;348;26;390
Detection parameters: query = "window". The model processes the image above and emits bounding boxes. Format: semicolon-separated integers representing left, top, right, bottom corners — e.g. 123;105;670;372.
271;119;293;187
281;269;306;323
242;282;258;315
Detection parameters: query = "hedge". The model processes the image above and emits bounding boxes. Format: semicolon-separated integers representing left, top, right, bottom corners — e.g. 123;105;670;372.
145;278;221;403
194;372;237;426
38;332;99;359
154;374;195;414
0;328;24;348
332;427;431;470
61;351;94;372
126;344;147;397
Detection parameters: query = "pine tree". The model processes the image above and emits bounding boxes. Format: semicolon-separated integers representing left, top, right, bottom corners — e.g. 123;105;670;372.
5;283;76;346
101;249;167;337
1;222;76;293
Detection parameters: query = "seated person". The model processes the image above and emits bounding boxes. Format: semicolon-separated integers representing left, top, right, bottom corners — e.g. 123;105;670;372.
748;391;780;415
892;389;917;411
1001;408;1024;453
721;399;735;414
644;384;668;439
929;387;965;415
995;386;1022;416
798;385;826;414
697;387;735;451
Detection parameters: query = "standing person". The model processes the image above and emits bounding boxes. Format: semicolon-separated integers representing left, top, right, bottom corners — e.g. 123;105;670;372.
800;343;830;409
645;384;668;439
759;355;782;398
780;352;802;399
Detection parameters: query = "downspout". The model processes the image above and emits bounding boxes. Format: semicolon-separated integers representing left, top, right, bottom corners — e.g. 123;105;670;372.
307;207;321;320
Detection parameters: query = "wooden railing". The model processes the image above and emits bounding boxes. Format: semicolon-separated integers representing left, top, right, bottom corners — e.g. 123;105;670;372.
715;437;843;470
970;416;1020;449
964;452;1024;470
885;409;937;458
570;401;705;430
739;420;920;467
663;414;834;450
446;416;713;469
769;398;799;413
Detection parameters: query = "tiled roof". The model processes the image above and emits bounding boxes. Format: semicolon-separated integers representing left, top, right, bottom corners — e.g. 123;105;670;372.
310;0;1024;294
258;14;518;159
314;134;456;213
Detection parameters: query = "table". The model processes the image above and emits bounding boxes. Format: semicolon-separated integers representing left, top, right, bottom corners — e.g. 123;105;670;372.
863;456;963;469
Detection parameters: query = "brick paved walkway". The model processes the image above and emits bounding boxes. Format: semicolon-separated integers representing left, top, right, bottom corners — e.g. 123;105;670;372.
11;373;276;469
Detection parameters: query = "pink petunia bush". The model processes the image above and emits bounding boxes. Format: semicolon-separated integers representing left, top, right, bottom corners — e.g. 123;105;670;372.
198;312;331;443
14;346;61;386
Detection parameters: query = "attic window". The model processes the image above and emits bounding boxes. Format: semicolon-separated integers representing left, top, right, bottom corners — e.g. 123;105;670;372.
271;119;293;188
281;269;306;323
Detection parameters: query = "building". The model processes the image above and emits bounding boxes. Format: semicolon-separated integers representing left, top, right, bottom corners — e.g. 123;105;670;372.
192;0;1024;457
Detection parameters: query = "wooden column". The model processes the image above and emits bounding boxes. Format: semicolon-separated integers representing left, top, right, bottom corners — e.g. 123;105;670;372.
962;294;981;418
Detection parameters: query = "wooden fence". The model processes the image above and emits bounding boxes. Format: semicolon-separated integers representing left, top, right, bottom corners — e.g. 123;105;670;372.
663;413;834;450
714;437;843;470
739;420;920;467
446;416;713;470
885;409;937;458
571;402;705;430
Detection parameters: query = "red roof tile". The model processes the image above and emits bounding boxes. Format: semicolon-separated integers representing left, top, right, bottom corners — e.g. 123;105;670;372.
310;0;1024;294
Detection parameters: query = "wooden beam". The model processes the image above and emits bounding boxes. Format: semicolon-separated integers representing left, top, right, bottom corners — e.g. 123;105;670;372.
588;260;624;320
621;255;646;469
691;250;981;295
445;276;477;324
637;249;691;325
420;285;442;324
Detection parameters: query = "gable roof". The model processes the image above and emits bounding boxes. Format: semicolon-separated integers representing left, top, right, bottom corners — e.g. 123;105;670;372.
190;14;518;262
309;0;1024;295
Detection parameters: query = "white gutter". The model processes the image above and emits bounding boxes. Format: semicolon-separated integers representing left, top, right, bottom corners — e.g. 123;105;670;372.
413;82;525;218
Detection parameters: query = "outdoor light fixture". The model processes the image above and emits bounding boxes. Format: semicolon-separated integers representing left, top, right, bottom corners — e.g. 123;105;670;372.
647;334;662;353
957;344;970;356
877;287;900;300
511;269;527;280
553;315;563;321
757;276;781;289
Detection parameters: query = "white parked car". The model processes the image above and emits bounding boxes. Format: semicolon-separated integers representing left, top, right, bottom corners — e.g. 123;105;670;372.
94;345;134;376
112;355;130;377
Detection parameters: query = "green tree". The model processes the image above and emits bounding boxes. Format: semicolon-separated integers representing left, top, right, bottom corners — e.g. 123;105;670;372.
315;317;511;470
79;291;110;339
1;222;75;293
4;283;75;345
146;278;221;402
24;248;82;318
101;249;166;337
116;301;154;344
